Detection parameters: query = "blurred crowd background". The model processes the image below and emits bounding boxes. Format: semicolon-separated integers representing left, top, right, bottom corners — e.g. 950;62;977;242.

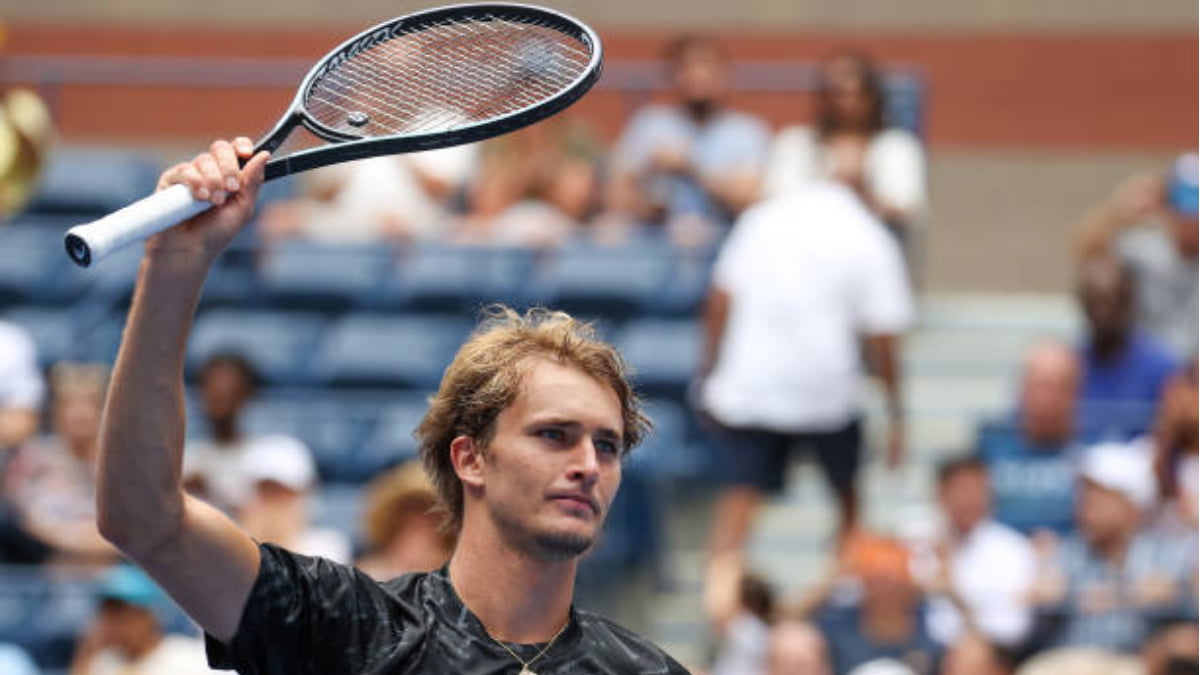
0;1;1196;674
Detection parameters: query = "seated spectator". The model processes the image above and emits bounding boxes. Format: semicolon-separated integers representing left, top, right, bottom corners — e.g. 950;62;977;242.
1076;256;1177;434
1029;442;1195;652
1075;153;1197;361
764;50;926;244
184;353;306;515
1142;622;1198;675
69;566;217;675
606;35;769;241
797;534;942;675
1013;647;1141;675
0;319;43;451
1150;363;1198;532
977;341;1085;536
236;438;352;564
356;461;455;581
2;362;117;565
766;620;832;675
918;456;1036;650
939;633;1011;675
705;553;775;675
259;143;477;245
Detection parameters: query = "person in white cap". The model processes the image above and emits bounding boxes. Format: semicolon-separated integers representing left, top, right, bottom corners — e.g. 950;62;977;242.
1029;441;1195;652
234;437;352;565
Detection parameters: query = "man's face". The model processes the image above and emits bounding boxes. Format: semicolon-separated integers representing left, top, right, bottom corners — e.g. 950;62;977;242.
672;46;728;109
1019;347;1079;445
53;391;103;452
474;358;624;560
1079;267;1133;346
1170;211;1199;258
939;467;991;536
1078;481;1137;547
821;60;874;129
200;365;253;424
95;600;158;657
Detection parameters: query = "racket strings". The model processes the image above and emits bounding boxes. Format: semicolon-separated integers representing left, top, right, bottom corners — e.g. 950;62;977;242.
304;14;592;139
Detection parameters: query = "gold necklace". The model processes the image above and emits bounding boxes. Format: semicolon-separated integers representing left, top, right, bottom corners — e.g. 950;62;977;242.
487;618;570;675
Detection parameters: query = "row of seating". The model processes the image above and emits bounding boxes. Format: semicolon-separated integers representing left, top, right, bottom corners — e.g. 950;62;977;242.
0;221;716;317
3;307;703;396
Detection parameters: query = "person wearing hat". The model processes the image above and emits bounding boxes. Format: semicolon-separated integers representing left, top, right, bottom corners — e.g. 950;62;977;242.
1075;153;1198;361
69;566;217;675
1029;441;1195;653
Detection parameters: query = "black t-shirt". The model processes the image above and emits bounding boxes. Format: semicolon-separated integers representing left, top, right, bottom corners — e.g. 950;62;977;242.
206;543;690;674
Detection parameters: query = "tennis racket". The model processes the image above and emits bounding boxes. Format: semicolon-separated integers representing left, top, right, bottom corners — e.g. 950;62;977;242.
64;2;602;267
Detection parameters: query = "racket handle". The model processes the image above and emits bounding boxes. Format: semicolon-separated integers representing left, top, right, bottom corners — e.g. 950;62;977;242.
63;184;213;268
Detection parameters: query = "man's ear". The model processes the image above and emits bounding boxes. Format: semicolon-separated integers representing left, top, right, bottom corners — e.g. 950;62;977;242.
450;435;486;490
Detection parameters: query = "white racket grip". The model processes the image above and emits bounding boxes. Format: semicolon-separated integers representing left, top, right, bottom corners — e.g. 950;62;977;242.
64;184;214;268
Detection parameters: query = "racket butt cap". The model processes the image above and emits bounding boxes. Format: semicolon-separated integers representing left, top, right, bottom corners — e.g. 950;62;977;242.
64;233;92;268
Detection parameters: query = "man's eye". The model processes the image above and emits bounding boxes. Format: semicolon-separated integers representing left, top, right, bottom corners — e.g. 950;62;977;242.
595;439;621;455
538;428;566;442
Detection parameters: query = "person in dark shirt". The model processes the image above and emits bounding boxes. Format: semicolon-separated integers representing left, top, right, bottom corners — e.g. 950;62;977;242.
95;138;690;675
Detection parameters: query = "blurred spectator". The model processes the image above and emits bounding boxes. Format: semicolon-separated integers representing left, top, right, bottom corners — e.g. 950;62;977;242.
1029;442;1195;652
259;143;477;245
1150;364;1198;532
236;438;352;564
0;319;43;451
699;181;912;574
706;553;775;675
977;341;1083;536
1013;648;1141;675
0;87;54;218
764;51;927;242
607;35;769;240
1075;153;1198;361
766;620;831;675
1076;257;1177;429
2;362;116;565
184;353;303;515
0;644;39;675
451;122;601;248
356;461;455;581
918;456;1036;649
798;534;942;675
69;566;216;675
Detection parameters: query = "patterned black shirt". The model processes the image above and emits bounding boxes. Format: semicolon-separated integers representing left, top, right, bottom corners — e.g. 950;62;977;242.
206;543;690;674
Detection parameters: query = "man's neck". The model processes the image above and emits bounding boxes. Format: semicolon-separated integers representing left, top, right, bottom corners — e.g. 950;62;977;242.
210;418;238;445
447;521;577;644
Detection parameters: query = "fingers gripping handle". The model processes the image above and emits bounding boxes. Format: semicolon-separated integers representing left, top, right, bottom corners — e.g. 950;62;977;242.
64;184;213;268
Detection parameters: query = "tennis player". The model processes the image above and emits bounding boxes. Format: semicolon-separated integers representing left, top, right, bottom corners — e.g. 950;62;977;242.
96;139;690;674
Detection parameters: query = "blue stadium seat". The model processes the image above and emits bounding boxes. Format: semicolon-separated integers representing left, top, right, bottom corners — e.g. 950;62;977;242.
316;314;471;388
532;241;673;317
615;318;702;396
25;148;161;216
312;484;366;545
187;310;327;385
0;222;88;303
380;244;534;311
1;308;78;367
258;241;393;311
360;394;431;467
0;569;95;669
627;399;711;482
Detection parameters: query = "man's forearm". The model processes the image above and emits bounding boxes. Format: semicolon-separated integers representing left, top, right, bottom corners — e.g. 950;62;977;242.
97;253;208;555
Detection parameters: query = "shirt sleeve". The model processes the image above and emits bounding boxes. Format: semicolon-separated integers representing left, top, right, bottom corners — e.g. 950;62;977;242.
206;543;416;675
853;213;914;335
866;130;927;217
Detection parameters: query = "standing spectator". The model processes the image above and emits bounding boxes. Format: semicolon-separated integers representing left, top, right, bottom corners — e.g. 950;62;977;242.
0;320;43;451
607;35;769;239
183;353;305;515
977;341;1084;537
699;181;912;572
1029;441;1195;653
69;566;217;675
766;620;832;675
2;362;116;565
1075;153;1198;361
919;457;1036;650
356;461;455;581
764;51;926;243
1076;256;1177;433
236;438;353;564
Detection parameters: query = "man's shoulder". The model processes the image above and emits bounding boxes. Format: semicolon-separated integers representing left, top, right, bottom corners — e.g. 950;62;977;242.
574;610;691;673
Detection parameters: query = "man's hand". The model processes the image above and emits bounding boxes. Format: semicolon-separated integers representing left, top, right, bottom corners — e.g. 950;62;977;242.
146;137;269;265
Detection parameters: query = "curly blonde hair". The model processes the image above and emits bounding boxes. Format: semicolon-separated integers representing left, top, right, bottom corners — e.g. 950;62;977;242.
415;306;650;533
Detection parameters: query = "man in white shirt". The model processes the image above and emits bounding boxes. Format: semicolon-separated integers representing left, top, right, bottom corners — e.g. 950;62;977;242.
699;180;913;570
921;456;1036;650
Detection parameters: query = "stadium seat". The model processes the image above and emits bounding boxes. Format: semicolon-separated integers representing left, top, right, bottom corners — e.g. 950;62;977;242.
628;398;711;483
380;244;534;311
0;569;95;669
312;483;366;545
24;147;161;216
258;241;393;311
315;314;471;388
1;307;79;366
532;241;673;317
0;222;87;303
355;393;433;479
187;310;327;385
615;318;702;397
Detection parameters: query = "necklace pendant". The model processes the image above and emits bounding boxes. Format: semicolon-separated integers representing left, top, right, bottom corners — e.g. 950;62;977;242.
519;669;537;675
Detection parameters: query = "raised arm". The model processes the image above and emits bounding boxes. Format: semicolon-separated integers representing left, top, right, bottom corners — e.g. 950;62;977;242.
96;138;269;643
